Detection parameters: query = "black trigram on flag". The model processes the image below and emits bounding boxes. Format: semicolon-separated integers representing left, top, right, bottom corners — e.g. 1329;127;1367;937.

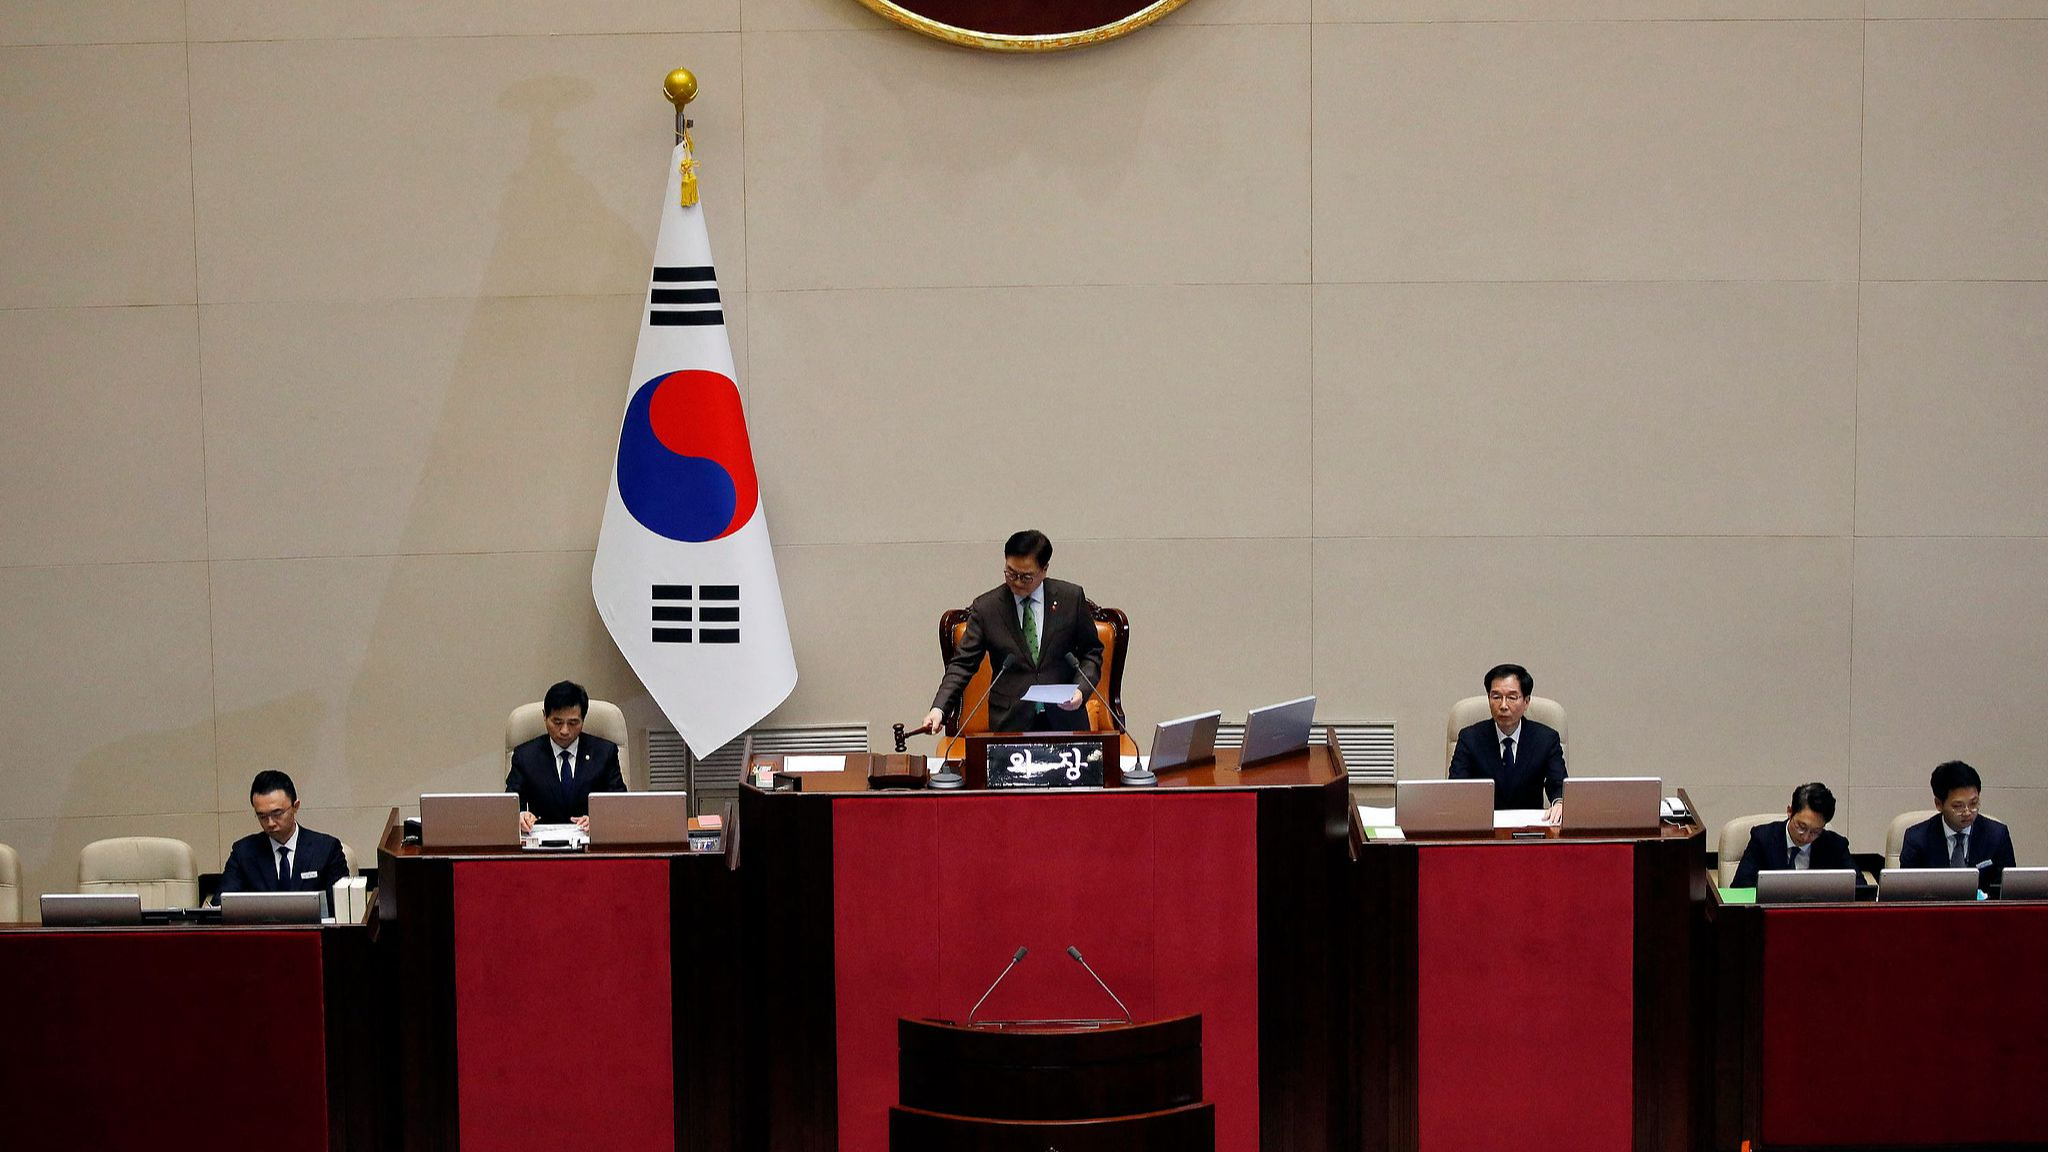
652;584;740;644
649;266;723;327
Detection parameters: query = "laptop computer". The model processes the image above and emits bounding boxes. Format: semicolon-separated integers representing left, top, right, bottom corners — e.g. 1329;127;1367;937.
587;791;690;848
1397;779;1496;835
40;892;144;926
1997;866;2048;900
420;792;523;849
1880;867;1979;903
1756;869;1856;904
1149;710;1222;773
1239;696;1316;766
1560;777;1663;833
220;890;325;924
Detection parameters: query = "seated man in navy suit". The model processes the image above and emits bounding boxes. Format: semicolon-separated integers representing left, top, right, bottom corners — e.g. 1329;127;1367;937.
219;770;350;900
1732;782;1857;888
1899;760;2017;888
507;680;626;833
1448;663;1566;824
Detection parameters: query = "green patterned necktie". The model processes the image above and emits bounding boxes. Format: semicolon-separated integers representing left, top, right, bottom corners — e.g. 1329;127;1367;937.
1021;595;1039;664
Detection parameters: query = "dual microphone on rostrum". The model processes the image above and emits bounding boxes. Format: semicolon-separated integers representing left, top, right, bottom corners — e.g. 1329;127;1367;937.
964;943;1133;1028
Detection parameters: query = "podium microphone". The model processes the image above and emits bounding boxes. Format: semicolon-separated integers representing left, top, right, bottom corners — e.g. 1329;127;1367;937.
933;655;1014;790
1065;945;1132;1024
1064;653;1148;787
967;946;1028;1026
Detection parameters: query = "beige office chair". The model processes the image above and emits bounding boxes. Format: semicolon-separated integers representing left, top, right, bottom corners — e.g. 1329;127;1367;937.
1444;696;1568;771
340;842;356;876
1717;814;1779;888
0;842;20;922
506;699;631;787
79;836;199;910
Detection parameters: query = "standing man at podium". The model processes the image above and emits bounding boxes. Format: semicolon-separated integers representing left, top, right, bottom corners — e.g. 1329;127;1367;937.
1449;663;1566;823
920;530;1104;735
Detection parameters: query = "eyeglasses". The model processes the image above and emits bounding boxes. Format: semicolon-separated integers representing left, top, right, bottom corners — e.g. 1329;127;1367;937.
1002;568;1042;584
1487;692;1525;704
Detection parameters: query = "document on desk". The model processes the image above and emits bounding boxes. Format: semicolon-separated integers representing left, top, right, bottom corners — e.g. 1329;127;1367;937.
1356;806;1402;840
1021;683;1080;704
1494;808;1550;828
522;823;588;849
782;755;846;773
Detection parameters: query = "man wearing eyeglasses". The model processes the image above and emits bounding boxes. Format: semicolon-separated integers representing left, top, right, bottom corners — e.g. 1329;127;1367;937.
1899;760;2016;887
920;530;1105;736
1448;663;1567;824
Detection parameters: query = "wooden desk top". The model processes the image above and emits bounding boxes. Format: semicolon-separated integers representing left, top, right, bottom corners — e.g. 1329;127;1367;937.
747;745;1346;796
375;807;722;862
1351;786;1706;848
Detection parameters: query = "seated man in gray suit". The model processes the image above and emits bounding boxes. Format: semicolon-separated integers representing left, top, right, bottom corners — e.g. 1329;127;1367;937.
919;530;1105;736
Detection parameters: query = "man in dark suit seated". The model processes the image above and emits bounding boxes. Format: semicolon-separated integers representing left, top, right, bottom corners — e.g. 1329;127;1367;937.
1899;760;2017;888
918;529;1106;736
219;770;350;901
1732;782;1857;888
507;679;626;833
1449;663;1566;823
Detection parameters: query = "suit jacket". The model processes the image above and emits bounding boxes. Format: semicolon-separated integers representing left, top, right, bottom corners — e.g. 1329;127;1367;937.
505;733;626;823
1448;717;1567;810
219;827;349;898
1732;821;1857;889
1899;813;2016;884
932;578;1106;733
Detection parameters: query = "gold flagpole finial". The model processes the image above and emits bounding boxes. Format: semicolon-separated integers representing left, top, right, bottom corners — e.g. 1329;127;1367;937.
664;69;700;208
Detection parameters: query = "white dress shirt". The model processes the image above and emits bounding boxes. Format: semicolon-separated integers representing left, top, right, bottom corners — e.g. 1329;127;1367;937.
553;737;581;782
1494;719;1522;762
269;825;302;878
1944;822;1970;864
1785;827;1811;870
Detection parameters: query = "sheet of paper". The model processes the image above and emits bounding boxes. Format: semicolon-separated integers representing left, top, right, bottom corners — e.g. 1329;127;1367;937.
522;823;587;848
782;755;846;773
1494;808;1550;829
1356;805;1397;827
1021;683;1080;704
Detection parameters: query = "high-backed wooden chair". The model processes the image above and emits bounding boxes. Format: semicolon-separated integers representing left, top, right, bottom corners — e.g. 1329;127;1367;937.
940;602;1133;754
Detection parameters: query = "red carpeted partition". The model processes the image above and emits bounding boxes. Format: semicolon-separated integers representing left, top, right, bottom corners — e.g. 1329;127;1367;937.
0;929;328;1149
1416;843;1634;1152
833;791;1260;1152
1760;904;2048;1146
453;859;675;1152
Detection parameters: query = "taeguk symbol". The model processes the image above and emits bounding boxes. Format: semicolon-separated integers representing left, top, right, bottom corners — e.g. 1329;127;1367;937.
616;369;759;543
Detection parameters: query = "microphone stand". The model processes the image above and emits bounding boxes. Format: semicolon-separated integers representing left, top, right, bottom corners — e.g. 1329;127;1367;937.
1066;653;1148;786
932;656;1012;790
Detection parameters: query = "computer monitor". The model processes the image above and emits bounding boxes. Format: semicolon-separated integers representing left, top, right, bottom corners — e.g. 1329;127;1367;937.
1997;866;2048;900
221;891;324;924
1239;696;1315;766
40;893;144;926
1880;867;1979;903
420;792;522;849
1396;779;1495;836
1560;777;1663;833
1756;869;1856;904
1149;710;1222;773
587;791;690;848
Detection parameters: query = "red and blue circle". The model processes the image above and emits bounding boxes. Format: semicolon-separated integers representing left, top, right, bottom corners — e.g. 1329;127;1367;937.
616;369;759;543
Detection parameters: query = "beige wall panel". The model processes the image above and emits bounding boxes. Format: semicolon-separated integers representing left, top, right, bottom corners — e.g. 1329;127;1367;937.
0;563;215;821
189;33;740;304
1850;538;2048;800
1311;282;1856;537
1864;20;2048;281
1316;1;1857;19
0;44;194;308
767;537;1310;742
0;0;183;45
1310;536;1851;787
0;306;207;566
743;0;1302;33
742;26;1311;290
1868;3;2048;21
749;285;1309;546
1857;283;2048;537
0;812;219;908
199;294;671;560
188;0;736;40
208;552;639;811
1312;21;1861;283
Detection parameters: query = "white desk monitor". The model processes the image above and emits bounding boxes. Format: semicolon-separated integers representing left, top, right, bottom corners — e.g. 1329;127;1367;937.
587;791;690;847
1561;777;1663;833
1997;866;2048;900
1396;779;1496;836
420;792;523;849
1880;867;1979;903
221;890;324;924
1756;869;1856;904
1239;696;1316;766
1149;710;1222;773
40;893;144;926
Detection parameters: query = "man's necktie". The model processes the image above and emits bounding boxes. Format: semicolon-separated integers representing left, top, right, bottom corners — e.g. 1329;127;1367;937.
1951;830;1968;867
1021;597;1039;664
1790;843;1805;869
276;845;291;884
560;748;573;785
1501;736;1516;772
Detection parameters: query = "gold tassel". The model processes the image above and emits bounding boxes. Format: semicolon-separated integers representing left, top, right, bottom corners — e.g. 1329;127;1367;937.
678;127;700;208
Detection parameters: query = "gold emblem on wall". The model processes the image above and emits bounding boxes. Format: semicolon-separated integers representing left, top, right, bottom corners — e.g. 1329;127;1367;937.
853;0;1196;52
